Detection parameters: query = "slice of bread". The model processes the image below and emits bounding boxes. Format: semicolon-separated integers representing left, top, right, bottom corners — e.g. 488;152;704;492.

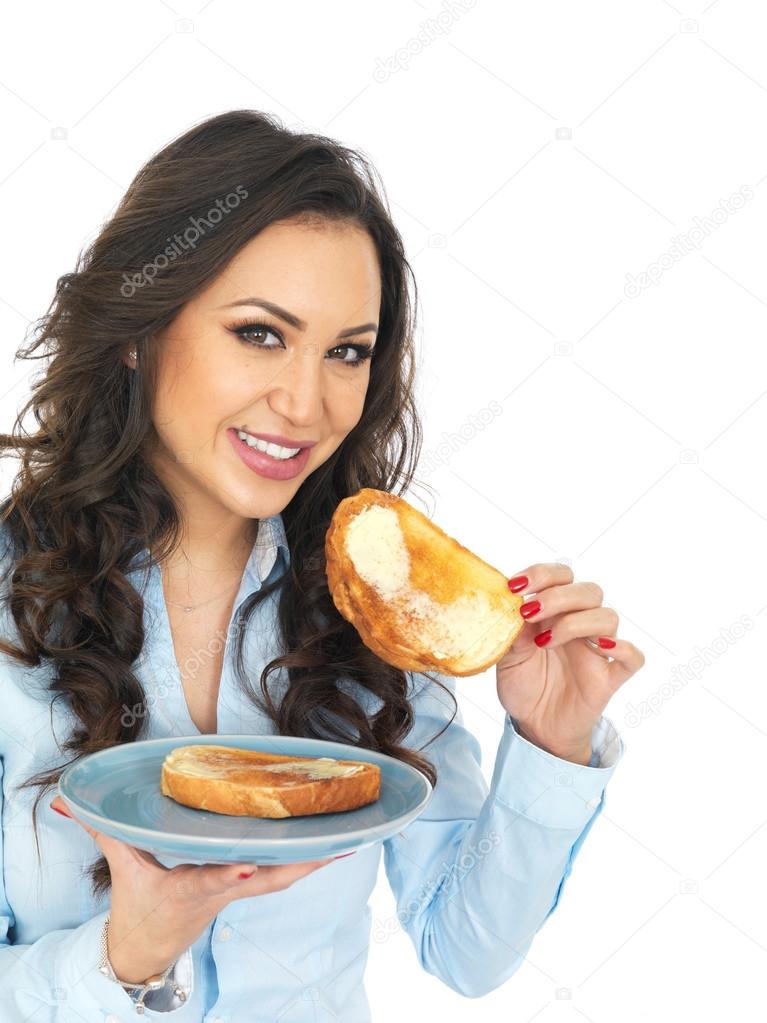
325;488;525;677
160;745;381;818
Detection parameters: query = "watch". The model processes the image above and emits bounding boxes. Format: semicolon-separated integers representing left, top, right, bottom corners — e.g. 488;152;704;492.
98;914;188;1014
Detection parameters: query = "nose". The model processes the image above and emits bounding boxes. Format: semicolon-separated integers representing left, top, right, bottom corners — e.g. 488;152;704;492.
265;342;325;426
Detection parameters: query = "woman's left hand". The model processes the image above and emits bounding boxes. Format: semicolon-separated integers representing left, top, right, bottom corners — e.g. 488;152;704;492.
496;563;645;765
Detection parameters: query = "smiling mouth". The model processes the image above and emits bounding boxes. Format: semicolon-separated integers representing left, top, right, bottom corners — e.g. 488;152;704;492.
234;430;305;461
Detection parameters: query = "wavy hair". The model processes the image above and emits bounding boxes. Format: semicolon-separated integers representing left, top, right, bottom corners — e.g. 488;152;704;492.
0;109;456;900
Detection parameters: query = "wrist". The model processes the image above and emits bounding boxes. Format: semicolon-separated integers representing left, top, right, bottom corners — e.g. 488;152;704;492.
559;743;593;766
514;721;592;766
107;919;177;984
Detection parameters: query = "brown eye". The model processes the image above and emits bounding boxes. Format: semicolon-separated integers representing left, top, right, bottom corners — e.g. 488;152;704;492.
230;322;284;349
329;344;374;368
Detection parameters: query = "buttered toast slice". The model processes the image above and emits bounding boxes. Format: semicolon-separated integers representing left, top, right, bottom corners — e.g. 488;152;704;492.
325;488;524;677
161;744;381;818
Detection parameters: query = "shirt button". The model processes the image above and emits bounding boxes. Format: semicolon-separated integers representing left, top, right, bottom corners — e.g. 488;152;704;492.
217;925;232;941
212;1017;227;1023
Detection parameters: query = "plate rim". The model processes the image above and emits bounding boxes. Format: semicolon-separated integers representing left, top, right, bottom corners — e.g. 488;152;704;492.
58;732;434;848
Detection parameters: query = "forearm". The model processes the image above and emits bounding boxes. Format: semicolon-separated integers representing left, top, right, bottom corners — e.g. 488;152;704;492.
411;772;604;996
392;713;620;998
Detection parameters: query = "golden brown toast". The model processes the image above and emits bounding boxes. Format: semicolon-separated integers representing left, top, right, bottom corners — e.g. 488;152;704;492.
325;488;524;677
160;745;381;818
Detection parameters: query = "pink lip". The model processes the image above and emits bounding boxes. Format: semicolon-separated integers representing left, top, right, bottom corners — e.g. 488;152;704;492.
239;430;318;449
227;428;313;481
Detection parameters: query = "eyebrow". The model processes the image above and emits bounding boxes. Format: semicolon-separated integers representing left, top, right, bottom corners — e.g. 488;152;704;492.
218;297;378;340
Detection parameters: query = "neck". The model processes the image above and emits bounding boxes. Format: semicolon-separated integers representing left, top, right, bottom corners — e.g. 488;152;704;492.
148;435;260;575
163;516;259;577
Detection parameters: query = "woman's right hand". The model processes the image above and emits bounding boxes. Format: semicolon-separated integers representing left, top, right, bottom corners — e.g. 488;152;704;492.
49;795;341;984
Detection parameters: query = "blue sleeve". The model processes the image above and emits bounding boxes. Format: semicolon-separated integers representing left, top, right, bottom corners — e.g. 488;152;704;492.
381;671;624;998
0;754;198;1019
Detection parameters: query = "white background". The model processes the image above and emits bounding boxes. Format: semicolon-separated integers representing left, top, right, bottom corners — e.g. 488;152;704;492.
1;2;764;1020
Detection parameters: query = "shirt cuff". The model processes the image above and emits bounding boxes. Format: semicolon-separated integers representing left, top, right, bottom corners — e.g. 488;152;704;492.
487;713;625;830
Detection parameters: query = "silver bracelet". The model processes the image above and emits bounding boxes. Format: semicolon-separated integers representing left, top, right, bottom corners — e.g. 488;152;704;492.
98;914;187;1015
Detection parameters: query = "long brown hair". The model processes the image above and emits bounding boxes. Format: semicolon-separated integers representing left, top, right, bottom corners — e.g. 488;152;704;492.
0;109;456;899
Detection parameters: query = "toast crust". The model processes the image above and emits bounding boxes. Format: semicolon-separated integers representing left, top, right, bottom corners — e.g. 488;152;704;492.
161;745;381;818
325;488;524;677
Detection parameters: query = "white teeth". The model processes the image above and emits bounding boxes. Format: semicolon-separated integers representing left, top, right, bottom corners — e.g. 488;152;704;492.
236;431;301;460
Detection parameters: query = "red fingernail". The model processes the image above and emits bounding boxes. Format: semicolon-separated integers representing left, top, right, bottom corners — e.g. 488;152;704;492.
238;870;255;879
597;637;616;649
334;852;356;859
51;805;72;819
520;599;541;619
508;575;529;593
534;629;552;647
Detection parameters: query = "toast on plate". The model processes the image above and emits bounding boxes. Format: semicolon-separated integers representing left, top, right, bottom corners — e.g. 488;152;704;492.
160;744;381;818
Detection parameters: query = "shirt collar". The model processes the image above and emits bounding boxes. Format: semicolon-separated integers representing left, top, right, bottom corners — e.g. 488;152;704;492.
242;512;291;590
229;512;290;616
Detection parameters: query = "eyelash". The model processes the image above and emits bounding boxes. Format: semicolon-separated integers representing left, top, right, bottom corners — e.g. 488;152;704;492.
228;319;375;369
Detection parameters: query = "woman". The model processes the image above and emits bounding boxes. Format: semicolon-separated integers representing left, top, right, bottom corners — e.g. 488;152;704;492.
0;110;644;1019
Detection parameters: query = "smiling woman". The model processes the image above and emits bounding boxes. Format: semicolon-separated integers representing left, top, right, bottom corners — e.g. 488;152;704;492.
0;109;624;1021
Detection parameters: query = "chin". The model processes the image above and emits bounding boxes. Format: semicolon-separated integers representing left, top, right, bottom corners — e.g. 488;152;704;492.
214;471;299;519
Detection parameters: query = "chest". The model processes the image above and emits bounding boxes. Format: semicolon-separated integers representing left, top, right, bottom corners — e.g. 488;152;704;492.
165;599;236;733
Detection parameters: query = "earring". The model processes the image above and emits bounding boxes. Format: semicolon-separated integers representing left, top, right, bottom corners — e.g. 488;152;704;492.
129;349;137;362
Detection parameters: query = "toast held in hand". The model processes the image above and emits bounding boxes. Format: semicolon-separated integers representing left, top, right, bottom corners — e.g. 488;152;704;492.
325;488;525;677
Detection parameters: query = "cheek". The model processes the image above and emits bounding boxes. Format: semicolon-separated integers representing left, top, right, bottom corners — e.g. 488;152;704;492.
155;348;254;442
326;370;370;431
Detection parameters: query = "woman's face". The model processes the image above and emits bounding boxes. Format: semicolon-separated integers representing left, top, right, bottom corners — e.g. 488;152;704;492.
140;216;381;525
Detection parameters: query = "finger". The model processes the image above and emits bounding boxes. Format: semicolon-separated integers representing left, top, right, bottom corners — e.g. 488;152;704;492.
182;856;334;900
507;562;575;596
250;858;336;887
50;797;103;842
581;635;646;685
605;638;646;689
583;636;618;657
532;607;619;649
168;861;260;900
518;580;605;624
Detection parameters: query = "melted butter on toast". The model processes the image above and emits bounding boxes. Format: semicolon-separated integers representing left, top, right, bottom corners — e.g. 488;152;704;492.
344;504;410;597
164;749;365;782
343;504;495;660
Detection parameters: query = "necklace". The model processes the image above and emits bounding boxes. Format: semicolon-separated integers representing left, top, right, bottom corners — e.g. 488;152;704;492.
165;591;233;614
160;565;240;614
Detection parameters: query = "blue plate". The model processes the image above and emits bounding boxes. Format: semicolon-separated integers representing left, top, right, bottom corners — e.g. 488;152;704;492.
58;733;433;865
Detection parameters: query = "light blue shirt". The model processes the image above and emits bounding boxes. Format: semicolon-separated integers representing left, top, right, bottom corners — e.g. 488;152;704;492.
0;512;624;1020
